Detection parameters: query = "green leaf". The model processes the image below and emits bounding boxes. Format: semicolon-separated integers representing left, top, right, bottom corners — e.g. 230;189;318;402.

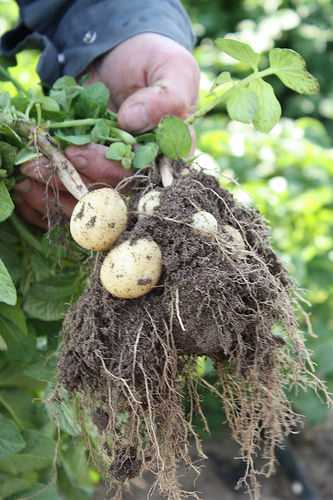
0;475;35;498
0;333;7;351
226;87;258;124
0;302;28;336
0;389;36;429
269;48;320;95
24;273;84;321
212;71;232;90
219;38;260;69
75;82;110;118
133;142;159;169
55;133;91;145
47;396;81;437
0;124;23;147
156;116;192;160
0;414;25;460
15;148;40;165
249;79;281;132
0;181;14;222
0;92;10;110
0;141;17;171
0;304;34;364
39;96;60;112
90;119;112;143
0;258;16;305
105;142;131;161
52;76;77;90
19;483;60;500
0;430;55;474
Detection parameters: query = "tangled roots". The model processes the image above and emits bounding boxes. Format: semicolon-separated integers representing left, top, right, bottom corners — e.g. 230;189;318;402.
57;162;327;499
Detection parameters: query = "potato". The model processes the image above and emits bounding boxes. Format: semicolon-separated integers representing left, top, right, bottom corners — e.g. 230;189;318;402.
191;211;218;236
100;238;162;299
137;190;161;218
222;225;245;250
70;188;128;251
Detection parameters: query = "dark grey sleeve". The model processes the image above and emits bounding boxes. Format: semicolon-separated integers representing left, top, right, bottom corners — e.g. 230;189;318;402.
0;0;195;88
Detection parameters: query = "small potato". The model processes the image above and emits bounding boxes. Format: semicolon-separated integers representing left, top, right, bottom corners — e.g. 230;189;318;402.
70;188;128;251
222;225;245;250
191;211;218;236
137;190;161;218
100;238;162;299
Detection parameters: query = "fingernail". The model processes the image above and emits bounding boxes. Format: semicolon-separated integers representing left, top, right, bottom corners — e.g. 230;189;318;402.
15;179;31;193
121;103;151;132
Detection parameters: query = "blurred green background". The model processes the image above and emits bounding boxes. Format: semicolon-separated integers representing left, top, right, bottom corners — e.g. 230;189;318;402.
0;0;332;498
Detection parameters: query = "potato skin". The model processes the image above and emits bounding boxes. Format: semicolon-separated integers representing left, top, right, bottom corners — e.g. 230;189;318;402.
70;188;128;251
100;239;162;299
137;190;161;218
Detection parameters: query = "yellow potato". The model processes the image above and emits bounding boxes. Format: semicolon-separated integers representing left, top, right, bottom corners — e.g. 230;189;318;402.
191;211;218;236
137;190;161;218
70;188;128;251
100;239;162;299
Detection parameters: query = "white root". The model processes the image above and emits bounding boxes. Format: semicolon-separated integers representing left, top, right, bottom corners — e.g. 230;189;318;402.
160;157;174;187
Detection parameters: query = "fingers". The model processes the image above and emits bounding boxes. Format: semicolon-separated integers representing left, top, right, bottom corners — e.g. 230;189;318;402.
20;157;67;191
65;144;132;186
15;179;76;218
20;157;91;191
14;194;48;230
118;43;200;132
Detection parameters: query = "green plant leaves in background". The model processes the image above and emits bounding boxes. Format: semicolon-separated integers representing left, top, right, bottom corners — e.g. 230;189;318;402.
269;48;320;95
0;258;16;306
226;87;257;123
0;181;14;222
249;79;281;132
219;38;260;69
0;414;25;460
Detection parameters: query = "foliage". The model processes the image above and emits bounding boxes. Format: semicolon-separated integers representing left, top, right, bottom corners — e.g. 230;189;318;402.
0;0;332;498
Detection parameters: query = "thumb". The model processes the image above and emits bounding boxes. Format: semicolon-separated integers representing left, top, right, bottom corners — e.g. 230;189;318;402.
118;57;199;132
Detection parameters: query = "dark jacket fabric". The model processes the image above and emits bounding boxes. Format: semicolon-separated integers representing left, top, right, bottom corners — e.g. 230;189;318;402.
0;0;195;87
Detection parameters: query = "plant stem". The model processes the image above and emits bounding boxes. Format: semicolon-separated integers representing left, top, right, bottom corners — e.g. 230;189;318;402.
15;120;88;200
47;118;101;129
10;213;43;253
187;67;275;124
0;65;28;96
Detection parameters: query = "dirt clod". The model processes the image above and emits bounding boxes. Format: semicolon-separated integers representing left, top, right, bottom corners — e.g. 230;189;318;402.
57;160;325;499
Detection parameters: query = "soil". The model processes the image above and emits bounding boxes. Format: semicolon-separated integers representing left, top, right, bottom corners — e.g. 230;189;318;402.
57;160;321;499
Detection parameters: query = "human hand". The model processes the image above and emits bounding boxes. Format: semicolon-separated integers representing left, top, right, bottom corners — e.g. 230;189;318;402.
16;33;200;227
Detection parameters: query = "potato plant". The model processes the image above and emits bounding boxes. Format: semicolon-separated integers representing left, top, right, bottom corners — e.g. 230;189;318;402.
0;38;330;500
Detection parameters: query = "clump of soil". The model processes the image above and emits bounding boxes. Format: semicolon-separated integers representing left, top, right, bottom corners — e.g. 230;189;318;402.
57;159;322;500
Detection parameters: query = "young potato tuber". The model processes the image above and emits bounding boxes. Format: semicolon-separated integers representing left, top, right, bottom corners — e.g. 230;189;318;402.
70;188;128;251
222;224;245;250
191;210;218;236
100;238;162;299
137;190;161;218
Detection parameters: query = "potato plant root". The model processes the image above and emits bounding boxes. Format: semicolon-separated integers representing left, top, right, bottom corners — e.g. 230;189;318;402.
57;160;324;500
